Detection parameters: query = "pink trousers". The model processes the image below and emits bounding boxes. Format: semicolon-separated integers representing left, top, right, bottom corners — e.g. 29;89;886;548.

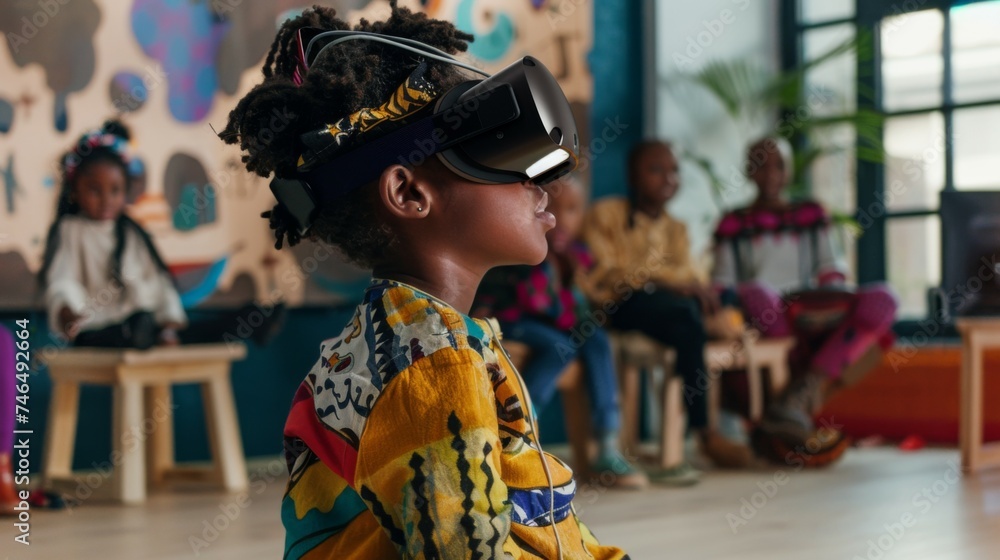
738;282;898;379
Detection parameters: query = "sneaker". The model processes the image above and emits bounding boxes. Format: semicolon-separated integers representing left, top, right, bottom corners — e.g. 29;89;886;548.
699;430;753;469
646;462;702;487
587;451;649;490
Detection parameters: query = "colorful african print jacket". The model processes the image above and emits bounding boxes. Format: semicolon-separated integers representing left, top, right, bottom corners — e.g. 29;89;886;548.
282;279;628;559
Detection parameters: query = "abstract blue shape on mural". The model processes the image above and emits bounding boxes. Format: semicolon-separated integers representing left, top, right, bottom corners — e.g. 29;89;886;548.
164;153;216;231
0;98;12;133
128;156;146;178
110;71;149;113
131;0;228;122
54;92;68;132
178;257;228;308
455;0;515;62
1;154;18;214
173;183;217;231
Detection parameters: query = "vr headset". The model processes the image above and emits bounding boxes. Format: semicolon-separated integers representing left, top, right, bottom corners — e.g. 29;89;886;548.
269;28;580;235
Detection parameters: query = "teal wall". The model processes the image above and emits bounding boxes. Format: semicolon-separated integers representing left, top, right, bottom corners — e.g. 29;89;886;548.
3;1;646;472
3;308;355;471
589;0;645;199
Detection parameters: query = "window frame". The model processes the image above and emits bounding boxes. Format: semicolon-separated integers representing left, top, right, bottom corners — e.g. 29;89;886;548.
783;0;1000;333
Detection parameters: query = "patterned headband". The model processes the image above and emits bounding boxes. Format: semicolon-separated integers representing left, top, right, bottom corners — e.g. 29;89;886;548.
296;62;439;171
63;129;131;180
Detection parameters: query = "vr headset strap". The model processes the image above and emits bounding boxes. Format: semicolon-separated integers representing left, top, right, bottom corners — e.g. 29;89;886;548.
270;83;519;235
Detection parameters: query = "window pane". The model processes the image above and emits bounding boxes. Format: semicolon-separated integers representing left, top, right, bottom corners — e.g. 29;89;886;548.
807;124;858;284
954;105;1000;190
799;0;853;24
951;2;1000;104
887;215;941;319
881;9;944;111
803;25;856;116
883;112;946;210
808;124;856;213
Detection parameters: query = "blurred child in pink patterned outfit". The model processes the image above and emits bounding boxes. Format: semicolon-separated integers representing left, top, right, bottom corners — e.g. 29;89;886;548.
712;137;898;465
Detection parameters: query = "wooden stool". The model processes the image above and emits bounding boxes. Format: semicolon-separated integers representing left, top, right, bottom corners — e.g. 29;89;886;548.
612;332;685;469
706;332;796;427
501;341;591;473
748;335;796;400
957;318;1000;473
615;331;794;467
42;343;249;504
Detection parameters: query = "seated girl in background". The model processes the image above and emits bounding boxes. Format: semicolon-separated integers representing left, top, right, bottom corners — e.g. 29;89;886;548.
712;136;898;466
40;120;283;349
582;140;752;469
474;176;648;489
221;4;627;557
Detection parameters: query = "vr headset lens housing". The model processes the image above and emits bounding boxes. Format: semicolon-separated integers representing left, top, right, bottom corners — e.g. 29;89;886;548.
271;30;580;235
435;57;579;185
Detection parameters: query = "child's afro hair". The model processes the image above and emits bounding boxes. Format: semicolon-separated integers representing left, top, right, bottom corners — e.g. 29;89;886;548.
218;2;474;266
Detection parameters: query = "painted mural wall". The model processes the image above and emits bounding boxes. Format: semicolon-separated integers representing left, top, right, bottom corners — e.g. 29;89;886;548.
0;0;592;310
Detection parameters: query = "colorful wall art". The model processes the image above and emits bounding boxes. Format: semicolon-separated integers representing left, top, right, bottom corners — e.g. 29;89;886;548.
0;0;592;310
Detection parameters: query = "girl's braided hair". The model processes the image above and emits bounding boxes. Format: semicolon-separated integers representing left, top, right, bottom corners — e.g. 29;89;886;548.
218;2;473;267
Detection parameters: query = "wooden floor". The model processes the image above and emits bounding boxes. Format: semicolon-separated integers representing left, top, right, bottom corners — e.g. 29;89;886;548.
3;448;999;559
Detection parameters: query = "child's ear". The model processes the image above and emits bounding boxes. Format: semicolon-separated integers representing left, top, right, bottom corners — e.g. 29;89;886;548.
378;164;431;219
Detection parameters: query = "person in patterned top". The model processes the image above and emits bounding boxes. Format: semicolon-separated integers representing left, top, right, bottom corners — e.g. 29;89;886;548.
219;4;628;559
712;137;898;467
474;177;648;490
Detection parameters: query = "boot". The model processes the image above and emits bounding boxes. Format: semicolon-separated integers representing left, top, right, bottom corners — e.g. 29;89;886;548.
759;368;829;445
698;429;753;469
0;452;19;516
753;369;850;467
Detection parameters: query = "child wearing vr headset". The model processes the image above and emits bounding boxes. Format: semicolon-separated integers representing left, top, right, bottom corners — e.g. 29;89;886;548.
220;4;626;558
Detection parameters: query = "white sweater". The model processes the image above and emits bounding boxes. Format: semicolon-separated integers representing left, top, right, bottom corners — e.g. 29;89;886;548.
45;216;187;336
712;228;845;293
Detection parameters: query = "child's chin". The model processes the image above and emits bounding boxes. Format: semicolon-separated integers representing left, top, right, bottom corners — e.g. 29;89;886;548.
524;245;550;266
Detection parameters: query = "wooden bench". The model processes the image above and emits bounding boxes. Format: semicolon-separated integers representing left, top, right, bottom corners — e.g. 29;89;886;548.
42;343;249;504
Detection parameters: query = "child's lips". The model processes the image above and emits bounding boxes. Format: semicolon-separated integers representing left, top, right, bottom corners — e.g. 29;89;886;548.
536;209;556;229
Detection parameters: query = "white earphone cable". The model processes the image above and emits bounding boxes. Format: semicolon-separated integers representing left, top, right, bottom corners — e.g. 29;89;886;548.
486;320;564;559
305;31;491;77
